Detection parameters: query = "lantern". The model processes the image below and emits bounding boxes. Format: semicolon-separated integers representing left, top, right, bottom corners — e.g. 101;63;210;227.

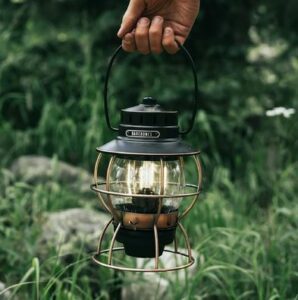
91;44;202;272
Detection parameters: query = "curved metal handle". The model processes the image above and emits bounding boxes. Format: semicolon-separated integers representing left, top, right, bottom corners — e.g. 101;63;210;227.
103;41;198;136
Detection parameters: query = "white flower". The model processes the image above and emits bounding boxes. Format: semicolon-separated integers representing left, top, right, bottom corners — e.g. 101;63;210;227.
265;107;295;118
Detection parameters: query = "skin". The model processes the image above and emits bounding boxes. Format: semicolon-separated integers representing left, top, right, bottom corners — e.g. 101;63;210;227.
117;0;200;54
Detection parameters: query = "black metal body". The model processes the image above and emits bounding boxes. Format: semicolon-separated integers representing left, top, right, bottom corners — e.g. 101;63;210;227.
92;43;201;260
98;97;200;156
115;226;176;258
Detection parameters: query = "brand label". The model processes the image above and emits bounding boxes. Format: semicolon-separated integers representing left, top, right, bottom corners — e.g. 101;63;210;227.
125;130;160;138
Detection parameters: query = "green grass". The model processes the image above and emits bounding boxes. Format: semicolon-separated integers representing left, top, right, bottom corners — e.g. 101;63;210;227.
0;162;297;299
0;1;298;299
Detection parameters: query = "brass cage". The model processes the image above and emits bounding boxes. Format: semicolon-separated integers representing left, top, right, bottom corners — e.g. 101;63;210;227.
91;153;202;272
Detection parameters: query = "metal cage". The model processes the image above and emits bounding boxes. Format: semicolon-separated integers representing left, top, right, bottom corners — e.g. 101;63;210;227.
90;153;202;272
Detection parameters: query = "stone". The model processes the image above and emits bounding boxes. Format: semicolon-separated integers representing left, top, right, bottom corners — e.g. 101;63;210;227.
39;208;110;255
0;281;11;300
122;247;200;300
121;275;169;300
10;155;93;194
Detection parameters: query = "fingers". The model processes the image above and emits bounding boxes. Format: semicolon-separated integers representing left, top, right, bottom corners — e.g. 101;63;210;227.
118;0;146;38
135;17;150;54
122;32;136;52
120;19;179;55
149;16;164;54
162;27;179;54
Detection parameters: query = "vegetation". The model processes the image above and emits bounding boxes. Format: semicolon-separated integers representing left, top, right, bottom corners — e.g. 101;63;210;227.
0;0;297;299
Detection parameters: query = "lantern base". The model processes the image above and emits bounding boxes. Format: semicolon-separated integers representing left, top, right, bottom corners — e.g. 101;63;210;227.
93;218;195;272
115;226;176;258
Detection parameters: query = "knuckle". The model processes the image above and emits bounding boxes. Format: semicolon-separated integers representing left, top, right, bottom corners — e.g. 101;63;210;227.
149;28;160;36
135;31;146;39
162;39;172;47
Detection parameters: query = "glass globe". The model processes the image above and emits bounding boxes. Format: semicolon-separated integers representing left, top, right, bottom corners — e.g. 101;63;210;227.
109;157;185;214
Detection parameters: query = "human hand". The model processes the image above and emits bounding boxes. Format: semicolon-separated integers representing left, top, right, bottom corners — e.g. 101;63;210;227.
117;0;200;54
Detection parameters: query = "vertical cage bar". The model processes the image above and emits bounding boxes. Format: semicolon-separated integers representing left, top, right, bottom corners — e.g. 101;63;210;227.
106;155;121;222
178;154;202;220
97;218;113;254
108;222;121;265
195;154;203;190
174;236;178;253
153;158;165;269
153;158;164;225
153;224;159;269
177;221;192;263
94;153;113;214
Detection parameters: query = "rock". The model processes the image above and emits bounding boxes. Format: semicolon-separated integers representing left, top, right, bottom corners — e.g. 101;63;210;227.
122;247;200;300
136;247;198;277
0;281;10;300
10;155;93;194
122;275;169;300
39;208;110;256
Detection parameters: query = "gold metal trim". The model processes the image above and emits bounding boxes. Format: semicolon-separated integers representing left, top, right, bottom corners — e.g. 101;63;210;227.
91;183;201;198
92;248;195;272
153;158;164;226
174;236;178;252
153;224;159;269
97;218;113;253
92;153;203;272
177;221;192;262
178;154;202;220
93;153;113;214
105;155;121;221
93;218;195;272
108;222;121;265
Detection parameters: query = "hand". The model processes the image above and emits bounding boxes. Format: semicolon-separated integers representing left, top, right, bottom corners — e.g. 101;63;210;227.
117;0;200;54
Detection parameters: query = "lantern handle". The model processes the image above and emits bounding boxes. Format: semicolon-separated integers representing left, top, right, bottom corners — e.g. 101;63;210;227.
103;41;198;136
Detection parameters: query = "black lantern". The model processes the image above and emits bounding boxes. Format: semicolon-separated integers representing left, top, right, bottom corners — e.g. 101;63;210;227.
91;44;202;272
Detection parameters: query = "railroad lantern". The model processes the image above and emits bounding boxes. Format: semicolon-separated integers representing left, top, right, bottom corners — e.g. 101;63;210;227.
91;44;202;272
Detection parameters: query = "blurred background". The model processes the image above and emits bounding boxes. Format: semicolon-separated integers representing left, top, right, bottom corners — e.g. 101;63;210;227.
0;0;297;299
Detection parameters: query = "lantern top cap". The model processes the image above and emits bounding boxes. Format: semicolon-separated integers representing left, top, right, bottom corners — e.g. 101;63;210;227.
123;97;162;113
98;98;199;156
122;97;177;114
143;96;157;106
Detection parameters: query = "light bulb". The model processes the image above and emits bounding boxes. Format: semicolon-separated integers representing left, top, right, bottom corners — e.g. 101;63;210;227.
109;157;185;214
139;161;157;190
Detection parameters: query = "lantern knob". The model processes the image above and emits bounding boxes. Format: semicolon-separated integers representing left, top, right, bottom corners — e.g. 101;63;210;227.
142;96;157;106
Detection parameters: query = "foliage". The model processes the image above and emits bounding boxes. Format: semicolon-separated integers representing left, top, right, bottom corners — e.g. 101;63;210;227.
0;0;297;299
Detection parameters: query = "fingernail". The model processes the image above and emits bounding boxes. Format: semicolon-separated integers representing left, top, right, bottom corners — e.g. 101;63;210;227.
138;18;149;26
152;16;163;24
117;25;123;37
164;27;172;35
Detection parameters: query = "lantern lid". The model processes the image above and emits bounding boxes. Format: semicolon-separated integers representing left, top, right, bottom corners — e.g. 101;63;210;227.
97;97;200;156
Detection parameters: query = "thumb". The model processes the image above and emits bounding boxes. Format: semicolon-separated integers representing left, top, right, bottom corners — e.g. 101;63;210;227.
117;0;145;38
